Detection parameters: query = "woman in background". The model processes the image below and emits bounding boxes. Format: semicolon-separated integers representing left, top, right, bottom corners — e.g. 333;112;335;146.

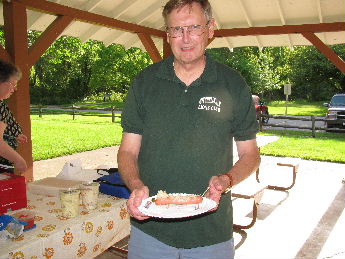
0;59;27;174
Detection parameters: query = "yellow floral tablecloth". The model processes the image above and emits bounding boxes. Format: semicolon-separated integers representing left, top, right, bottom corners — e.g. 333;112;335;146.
0;191;130;259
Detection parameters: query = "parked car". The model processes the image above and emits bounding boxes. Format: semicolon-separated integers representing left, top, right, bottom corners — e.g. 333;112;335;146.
323;93;345;130
252;95;269;124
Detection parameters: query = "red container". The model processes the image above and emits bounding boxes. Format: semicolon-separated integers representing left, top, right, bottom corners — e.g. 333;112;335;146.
0;173;27;214
12;210;35;230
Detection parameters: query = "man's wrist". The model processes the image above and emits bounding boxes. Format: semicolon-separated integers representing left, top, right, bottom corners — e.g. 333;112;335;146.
219;173;233;193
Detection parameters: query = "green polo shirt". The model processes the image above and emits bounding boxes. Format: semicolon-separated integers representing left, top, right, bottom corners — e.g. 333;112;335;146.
121;52;258;248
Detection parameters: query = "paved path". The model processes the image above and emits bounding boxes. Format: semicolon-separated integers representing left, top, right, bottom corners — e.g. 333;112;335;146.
33;135;279;181
32;135;345;259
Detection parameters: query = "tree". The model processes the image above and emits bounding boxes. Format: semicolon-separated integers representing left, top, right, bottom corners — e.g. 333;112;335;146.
288;44;345;101
208;47;286;100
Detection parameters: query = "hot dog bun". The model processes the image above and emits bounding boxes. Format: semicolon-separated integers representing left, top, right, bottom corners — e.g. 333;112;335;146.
155;190;203;205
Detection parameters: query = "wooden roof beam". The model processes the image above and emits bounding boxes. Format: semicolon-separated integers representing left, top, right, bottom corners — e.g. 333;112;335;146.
137;33;162;63
16;0;165;38
214;22;345;37
302;32;345;74
28;15;74;67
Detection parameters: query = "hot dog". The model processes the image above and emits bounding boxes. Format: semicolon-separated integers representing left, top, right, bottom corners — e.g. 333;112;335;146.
154;190;203;205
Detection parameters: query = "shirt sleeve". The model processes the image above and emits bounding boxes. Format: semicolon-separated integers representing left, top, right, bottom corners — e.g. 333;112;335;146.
232;76;259;141
121;77;144;135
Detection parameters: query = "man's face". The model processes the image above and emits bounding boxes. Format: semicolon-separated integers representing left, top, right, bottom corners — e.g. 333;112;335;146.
166;2;214;65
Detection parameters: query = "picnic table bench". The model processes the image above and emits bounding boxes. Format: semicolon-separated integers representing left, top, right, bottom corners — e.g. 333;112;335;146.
232;158;300;229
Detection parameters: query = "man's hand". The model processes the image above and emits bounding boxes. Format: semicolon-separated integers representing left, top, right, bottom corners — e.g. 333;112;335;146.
205;174;231;210
127;185;151;220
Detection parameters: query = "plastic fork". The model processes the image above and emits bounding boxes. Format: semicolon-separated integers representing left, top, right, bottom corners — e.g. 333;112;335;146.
201;187;210;197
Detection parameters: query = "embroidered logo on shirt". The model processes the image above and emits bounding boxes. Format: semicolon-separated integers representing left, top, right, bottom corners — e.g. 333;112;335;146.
198;97;221;113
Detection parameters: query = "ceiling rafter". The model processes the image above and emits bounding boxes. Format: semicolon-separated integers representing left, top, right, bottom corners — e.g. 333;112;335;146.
236;0;262;49
27;0;63;29
212;11;234;50
104;1;163;47
17;0;165;38
79;0;141;43
82;0;106;12
274;0;293;48
314;0;327;44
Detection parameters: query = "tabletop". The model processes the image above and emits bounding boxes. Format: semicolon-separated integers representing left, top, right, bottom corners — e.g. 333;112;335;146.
0;191;130;259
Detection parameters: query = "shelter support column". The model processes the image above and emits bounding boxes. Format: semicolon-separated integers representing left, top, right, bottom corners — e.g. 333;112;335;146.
137;33;162;63
3;1;33;180
163;37;172;59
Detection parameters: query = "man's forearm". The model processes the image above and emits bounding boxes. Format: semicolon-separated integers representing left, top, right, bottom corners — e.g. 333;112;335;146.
118;150;145;191
226;151;261;187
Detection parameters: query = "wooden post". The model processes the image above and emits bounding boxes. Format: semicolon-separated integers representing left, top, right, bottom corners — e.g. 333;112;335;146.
111;106;115;123
259;113;263;131
72;105;76;120
311;115;316;138
39;104;42;118
3;1;34;180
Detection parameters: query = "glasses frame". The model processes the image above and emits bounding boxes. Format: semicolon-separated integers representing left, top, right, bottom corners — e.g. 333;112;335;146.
2;80;18;90
166;21;210;38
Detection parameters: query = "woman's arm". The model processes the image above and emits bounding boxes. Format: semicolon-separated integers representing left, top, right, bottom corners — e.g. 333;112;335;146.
0;121;27;173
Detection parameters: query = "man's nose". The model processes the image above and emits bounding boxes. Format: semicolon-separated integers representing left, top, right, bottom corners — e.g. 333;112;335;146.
181;29;191;43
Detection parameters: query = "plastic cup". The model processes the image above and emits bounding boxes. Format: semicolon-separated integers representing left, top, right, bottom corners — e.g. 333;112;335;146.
80;182;99;211
60;189;80;218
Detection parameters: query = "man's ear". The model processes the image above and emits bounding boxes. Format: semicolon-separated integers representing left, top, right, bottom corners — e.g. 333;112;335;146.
167;34;171;45
208;18;215;39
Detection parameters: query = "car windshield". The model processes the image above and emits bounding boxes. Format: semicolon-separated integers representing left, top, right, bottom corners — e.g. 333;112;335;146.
330;96;345;106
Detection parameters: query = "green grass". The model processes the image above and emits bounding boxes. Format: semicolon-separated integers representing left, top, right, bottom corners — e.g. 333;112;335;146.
258;130;345;163
30;100;344;164
267;100;328;116
31;114;123;161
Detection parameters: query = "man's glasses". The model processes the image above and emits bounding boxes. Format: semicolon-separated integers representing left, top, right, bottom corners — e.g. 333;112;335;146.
166;22;210;38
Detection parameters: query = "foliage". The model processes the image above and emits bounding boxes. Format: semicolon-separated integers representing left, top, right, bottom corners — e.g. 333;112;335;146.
288;45;345;101
89;44;152;96
208;47;292;101
28;31;152;105
1;26;344;104
30;33;100;104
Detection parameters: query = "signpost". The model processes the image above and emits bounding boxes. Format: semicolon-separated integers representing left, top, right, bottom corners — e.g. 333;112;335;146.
284;84;291;115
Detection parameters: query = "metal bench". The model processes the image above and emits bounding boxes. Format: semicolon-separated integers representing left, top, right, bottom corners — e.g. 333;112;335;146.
231;179;268;229
267;161;300;191
256;159;300;191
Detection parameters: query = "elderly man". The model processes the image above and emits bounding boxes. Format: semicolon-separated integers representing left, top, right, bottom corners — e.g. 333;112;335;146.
117;0;260;258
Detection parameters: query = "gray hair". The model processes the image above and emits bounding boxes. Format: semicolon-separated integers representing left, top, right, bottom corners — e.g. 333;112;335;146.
162;0;212;26
0;59;22;83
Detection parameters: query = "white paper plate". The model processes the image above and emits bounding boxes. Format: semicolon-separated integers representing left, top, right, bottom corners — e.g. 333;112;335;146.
138;194;217;218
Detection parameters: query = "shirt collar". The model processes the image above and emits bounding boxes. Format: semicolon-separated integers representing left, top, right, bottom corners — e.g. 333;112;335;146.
156;52;218;85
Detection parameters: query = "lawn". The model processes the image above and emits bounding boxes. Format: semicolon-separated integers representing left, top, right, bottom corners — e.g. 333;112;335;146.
31;114;123;161
267;100;328;116
30;100;344;164
258;130;345;163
